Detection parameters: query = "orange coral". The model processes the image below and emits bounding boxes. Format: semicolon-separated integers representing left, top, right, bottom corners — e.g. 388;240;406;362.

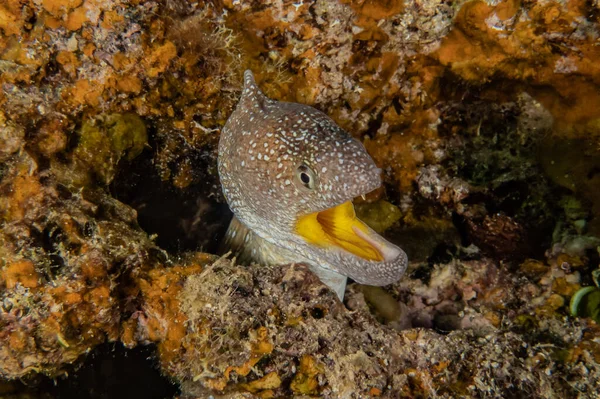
56;50;80;77
42;0;83;18
2;260;40;289
0;170;45;222
121;258;210;364
223;327;274;381
0;3;21;36
143;41;177;78
290;355;324;395
65;5;88;31
239;371;281;396
115;74;143;94
65;79;104;107
343;0;404;27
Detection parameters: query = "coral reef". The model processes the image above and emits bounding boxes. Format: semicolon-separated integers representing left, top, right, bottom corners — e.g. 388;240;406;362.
123;257;600;398
1;0;600;398
0;151;158;379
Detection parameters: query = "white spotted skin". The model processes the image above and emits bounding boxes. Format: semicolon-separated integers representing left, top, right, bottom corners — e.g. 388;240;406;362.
218;70;408;290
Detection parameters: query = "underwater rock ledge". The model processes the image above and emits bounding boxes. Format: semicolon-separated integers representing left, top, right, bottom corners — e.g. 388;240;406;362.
126;257;599;398
0;152;599;397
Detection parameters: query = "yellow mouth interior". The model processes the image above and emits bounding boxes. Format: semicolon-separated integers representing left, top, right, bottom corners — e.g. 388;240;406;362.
295;201;384;262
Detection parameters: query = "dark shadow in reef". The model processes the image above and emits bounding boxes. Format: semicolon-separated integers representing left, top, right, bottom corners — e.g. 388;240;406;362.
36;343;179;399
110;135;232;255
433;75;566;262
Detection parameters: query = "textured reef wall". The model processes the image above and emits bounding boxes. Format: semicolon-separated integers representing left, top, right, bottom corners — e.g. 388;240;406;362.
1;0;600;398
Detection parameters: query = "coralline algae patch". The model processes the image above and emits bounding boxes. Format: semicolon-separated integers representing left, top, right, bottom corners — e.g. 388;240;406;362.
433;0;600;129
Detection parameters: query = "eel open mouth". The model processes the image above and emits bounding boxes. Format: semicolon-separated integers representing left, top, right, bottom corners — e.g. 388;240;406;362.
295;201;398;262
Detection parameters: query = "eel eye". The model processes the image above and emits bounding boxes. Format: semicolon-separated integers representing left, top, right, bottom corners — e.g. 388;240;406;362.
297;164;316;190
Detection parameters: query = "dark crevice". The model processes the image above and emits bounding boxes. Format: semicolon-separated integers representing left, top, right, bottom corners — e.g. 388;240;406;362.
110;127;231;255
427;242;457;266
365;110;385;139
587;166;600;180
36;343;179;399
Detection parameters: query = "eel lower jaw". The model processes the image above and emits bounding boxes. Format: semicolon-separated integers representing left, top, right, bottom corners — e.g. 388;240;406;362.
294;200;401;264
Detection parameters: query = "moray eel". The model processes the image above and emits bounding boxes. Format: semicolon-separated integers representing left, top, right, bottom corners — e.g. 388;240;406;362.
218;70;408;299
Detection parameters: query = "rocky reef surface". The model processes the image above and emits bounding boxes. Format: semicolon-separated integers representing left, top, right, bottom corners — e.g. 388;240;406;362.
1;0;600;398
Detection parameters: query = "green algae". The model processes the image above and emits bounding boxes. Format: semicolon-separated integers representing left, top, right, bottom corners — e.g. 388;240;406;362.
539;137;600;236
570;288;600;324
514;314;539;332
355;200;402;233
74;114;148;185
360;285;403;325
570;268;600;324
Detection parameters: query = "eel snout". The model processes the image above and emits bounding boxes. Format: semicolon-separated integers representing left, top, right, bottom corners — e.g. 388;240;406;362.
295;197;408;287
